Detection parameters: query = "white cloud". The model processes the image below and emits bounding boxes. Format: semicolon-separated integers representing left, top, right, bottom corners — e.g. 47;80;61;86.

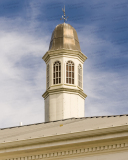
0;17;49;128
78;27;128;117
0;1;128;128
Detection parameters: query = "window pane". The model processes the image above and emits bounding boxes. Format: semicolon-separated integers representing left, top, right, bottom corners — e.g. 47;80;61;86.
72;72;74;78
69;78;71;84
66;61;75;85
78;69;80;74
66;65;68;71
78;75;80;80
80;69;82;75
66;71;68;77
78;64;82;88
47;65;49;88
53;61;61;85
72;79;74;84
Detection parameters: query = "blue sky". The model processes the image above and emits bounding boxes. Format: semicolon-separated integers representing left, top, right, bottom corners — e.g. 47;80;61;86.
0;0;128;128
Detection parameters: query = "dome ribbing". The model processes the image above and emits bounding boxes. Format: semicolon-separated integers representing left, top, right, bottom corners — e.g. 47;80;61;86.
49;23;81;51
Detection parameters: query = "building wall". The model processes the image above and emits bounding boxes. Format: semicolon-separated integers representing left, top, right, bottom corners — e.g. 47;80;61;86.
47;55;83;90
45;92;84;121
44;53;85;122
44;96;49;122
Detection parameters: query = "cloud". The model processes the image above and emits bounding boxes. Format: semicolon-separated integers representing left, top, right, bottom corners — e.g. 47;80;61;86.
77;26;128;117
0;0;128;128
0;16;49;128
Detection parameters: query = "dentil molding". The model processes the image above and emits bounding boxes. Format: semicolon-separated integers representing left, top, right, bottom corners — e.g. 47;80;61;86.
4;142;128;160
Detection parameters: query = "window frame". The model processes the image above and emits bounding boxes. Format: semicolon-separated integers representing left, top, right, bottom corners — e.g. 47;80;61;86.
78;64;82;88
53;61;61;85
47;64;49;88
66;60;74;85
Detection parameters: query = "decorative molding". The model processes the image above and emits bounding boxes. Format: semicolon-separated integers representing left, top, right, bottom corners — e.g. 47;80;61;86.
42;49;87;64
5;142;128;160
50;83;77;88
42;87;87;100
63;83;77;88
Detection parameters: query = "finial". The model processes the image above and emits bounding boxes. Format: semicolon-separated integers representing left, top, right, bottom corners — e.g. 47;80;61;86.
60;5;68;23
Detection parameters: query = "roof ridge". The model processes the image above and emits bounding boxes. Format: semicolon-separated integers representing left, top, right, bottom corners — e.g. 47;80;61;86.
1;114;128;130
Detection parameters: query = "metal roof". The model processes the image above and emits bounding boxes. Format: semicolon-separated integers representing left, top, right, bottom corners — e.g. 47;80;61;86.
0;114;128;145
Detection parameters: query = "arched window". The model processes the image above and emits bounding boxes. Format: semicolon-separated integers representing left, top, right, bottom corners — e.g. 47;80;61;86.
53;61;61;84
78;64;82;88
66;61;74;84
47;64;49;88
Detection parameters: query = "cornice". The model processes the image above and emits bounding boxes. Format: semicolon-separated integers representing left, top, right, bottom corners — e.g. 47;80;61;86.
2;142;128;160
1;125;128;159
42;87;87;100
42;49;87;64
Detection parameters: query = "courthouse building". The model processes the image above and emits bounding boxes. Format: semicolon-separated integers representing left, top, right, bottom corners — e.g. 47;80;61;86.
0;21;128;160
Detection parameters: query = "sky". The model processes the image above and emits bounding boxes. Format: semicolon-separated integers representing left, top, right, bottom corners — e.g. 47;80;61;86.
0;0;128;128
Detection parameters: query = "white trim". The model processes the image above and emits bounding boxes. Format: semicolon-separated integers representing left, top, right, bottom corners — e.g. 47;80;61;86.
3;142;128;160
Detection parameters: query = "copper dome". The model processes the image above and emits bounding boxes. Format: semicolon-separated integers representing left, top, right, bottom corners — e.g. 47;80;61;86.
49;23;81;51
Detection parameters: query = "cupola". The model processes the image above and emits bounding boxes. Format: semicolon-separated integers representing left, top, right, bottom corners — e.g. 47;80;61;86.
49;23;81;51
